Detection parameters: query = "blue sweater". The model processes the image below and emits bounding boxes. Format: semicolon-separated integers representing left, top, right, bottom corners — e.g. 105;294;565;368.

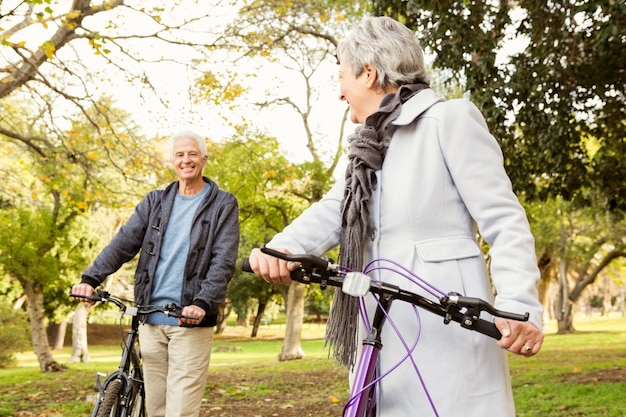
147;184;209;325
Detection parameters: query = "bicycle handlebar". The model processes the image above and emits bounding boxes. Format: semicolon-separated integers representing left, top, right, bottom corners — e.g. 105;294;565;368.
69;290;198;320
242;246;529;340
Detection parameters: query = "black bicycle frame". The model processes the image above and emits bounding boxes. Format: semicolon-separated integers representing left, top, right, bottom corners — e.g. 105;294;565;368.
90;314;144;417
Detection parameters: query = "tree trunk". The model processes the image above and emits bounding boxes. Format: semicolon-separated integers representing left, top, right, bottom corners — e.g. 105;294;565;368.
215;302;231;335
236;312;249;327
251;301;267;338
70;303;91;363
601;274;612;316
53;319;68;350
557;302;574;333
22;281;65;372
555;258;575;334
536;250;552;324
536;250;552;306
278;282;305;361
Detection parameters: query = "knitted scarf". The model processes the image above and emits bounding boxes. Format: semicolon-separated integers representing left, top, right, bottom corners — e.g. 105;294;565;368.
325;83;430;368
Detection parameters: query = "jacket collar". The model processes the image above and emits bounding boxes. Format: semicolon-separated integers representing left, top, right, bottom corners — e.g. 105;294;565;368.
391;88;444;126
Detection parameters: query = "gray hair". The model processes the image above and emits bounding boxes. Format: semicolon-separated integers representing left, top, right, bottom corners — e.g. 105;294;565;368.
168;130;207;159
337;16;430;92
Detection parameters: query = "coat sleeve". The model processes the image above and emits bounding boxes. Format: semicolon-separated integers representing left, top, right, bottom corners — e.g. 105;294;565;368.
268;180;345;256
437;99;543;329
80;194;152;288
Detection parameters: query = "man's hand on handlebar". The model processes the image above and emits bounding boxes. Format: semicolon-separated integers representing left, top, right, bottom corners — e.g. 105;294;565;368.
248;247;297;285
180;305;204;326
495;317;544;357
71;283;97;306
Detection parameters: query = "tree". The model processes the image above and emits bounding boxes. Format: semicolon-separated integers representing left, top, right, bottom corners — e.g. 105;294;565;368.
527;196;626;330
204;0;367;360
68;209;137;362
371;0;626;332
1;1;237;121
0;96;162;371
203;128;311;339
0;0;245;370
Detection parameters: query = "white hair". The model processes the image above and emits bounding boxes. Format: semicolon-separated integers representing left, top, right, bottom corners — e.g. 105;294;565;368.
168;130;207;159
337;16;430;92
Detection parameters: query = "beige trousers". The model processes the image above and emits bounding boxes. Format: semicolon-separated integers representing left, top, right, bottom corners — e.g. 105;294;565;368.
138;324;214;417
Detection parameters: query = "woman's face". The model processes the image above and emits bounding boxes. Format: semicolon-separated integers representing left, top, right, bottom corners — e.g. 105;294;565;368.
338;59;381;124
171;137;207;182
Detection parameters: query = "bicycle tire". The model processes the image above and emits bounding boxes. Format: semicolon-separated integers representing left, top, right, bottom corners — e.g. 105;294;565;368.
126;384;145;417
95;379;122;417
127;349;145;417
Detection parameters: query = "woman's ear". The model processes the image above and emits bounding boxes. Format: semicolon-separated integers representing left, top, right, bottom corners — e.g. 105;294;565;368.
363;64;378;89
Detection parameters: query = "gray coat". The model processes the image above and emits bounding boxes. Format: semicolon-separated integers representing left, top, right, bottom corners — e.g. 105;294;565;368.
269;89;542;416
81;177;239;327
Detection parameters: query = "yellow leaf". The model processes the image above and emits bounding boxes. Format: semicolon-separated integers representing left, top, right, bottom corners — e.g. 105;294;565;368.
66;10;82;19
40;41;56;59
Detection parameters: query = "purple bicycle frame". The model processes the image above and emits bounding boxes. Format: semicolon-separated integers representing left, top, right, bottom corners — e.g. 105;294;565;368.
344;343;379;417
343;293;394;417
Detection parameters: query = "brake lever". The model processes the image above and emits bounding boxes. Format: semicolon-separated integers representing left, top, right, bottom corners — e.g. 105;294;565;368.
441;292;529;324
163;303;200;320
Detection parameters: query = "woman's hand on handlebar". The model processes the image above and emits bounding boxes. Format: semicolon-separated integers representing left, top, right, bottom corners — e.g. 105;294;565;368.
70;283;96;306
495;317;544;357
248;247;295;285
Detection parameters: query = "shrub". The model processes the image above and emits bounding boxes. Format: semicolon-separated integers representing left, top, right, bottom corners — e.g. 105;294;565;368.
0;302;31;368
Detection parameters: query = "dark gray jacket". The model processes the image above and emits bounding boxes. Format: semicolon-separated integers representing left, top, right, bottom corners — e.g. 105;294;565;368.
81;177;239;327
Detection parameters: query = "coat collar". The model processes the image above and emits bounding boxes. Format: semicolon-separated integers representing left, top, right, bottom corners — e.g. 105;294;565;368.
391;88;444;126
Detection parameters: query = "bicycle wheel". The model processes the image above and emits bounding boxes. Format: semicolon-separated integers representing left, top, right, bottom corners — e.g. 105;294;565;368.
126;383;145;417
127;356;145;417
95;379;122;417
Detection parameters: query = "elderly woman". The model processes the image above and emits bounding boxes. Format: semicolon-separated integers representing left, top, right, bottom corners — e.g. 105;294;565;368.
248;16;543;417
72;130;239;417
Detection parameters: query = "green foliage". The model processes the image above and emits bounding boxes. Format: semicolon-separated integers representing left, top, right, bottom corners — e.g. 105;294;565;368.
503;2;624;207
204;128;304;243
0;97;161;295
372;0;625;214
305;285;334;319
0;93;167;370
0;303;30;368
202;127;339;321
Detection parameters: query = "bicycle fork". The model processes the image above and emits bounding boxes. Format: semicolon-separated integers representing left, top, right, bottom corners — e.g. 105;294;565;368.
344;294;394;417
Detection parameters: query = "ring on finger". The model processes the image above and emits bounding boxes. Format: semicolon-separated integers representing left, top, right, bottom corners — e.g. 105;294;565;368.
523;345;532;352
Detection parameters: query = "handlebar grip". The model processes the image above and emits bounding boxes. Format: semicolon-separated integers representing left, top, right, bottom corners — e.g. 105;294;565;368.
474;319;502;340
241;258;252;273
69;290;104;302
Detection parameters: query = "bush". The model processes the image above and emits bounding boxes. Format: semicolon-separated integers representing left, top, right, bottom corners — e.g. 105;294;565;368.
0;303;31;368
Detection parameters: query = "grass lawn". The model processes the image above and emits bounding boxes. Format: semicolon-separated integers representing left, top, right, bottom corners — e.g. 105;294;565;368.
511;316;626;417
0;316;624;416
